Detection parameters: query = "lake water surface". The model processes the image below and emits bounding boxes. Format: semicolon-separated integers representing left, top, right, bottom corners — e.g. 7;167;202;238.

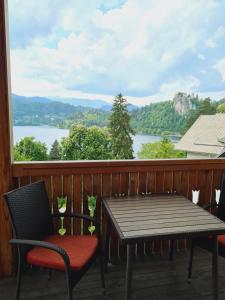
13;126;178;158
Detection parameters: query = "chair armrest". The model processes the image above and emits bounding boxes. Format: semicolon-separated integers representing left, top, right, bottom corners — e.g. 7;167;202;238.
9;238;70;269
52;213;101;236
201;203;219;210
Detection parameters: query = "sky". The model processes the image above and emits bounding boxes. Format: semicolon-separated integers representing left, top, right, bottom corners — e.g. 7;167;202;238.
8;0;225;106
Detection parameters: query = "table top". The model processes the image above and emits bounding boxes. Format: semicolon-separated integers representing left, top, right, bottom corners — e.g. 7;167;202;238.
103;195;225;243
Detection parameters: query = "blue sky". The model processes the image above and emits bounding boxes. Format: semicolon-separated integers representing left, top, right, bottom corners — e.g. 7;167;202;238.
8;0;225;105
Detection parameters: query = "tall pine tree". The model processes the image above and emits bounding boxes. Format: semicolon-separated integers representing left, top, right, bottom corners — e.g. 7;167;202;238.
109;93;134;159
49;139;61;160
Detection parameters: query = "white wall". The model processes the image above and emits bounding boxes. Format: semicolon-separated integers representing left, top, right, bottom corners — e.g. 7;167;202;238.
187;152;217;159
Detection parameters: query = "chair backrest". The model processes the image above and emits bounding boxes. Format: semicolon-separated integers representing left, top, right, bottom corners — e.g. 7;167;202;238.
4;181;54;246
217;173;225;222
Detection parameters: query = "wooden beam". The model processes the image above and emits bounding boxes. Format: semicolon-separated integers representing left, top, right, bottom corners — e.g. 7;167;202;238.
12;158;225;177
0;0;13;277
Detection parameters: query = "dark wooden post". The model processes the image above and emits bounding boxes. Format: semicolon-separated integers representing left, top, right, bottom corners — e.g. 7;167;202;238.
0;0;13;277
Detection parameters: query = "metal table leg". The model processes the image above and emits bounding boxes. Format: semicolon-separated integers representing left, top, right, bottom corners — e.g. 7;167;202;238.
212;235;218;300
104;219;111;272
125;244;133;300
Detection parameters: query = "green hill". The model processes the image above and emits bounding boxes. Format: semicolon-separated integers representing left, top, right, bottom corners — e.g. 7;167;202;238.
58;109;110;129
131;101;185;135
12;95;86;126
13;92;223;137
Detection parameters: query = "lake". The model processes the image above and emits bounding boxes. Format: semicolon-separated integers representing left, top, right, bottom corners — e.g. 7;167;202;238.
13;126;178;158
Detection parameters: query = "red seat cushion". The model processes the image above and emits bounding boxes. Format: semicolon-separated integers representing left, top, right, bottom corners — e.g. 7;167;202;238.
218;235;225;245
208;235;225;244
27;235;98;271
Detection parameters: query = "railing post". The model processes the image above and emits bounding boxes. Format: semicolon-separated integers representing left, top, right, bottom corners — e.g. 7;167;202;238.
0;0;13;277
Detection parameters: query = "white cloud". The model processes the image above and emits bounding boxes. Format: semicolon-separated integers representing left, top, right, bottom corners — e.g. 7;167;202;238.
214;58;225;81
205;25;225;48
8;0;225;101
205;38;218;49
198;53;205;61
160;76;200;94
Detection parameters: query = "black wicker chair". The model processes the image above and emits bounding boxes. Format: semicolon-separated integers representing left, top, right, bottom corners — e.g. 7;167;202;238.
4;180;105;300
188;173;225;280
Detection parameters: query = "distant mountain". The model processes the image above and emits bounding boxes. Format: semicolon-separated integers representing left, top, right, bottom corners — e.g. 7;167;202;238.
52;97;110;109
12;93;138;111
12;94;87;126
12;94;53;104
51;96;138;111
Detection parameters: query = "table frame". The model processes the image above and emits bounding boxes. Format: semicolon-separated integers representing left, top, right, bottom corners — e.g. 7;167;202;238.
103;195;225;300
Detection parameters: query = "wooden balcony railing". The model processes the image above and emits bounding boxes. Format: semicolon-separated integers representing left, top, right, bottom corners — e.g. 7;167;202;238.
12;159;225;259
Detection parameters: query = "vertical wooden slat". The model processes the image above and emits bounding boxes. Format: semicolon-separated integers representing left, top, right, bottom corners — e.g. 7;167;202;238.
82;174;93;235
112;173;120;196
139;172;147;194
63;175;73;235
129;172;139;196
30;176;42;183
92;173;102;229
73;175;82;235
155;171;165;194
102;174;112;261
180;171;189;198
92;174;104;255
120;173;129;196
52;175;63;233
197;170;213;206
12;177;19;189
19;176;31;187
102;174;112;198
163;171;173;193
43;176;53;211
211;169;223;216
147;172;156;193
212;170;223;191
188;170;197;200
173;171;182;194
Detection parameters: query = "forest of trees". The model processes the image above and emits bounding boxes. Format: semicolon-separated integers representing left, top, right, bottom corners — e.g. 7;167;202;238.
14;94;134;161
13;92;225;137
138;136;186;159
13;92;225;161
131;101;185;135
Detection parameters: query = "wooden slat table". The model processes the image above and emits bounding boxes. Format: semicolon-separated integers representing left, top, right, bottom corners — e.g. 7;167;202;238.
103;195;225;300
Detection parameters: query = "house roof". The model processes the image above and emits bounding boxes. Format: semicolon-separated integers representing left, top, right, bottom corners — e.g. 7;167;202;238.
175;114;225;155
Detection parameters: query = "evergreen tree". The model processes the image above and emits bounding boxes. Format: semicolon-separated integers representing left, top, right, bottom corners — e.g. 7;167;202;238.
109;93;134;159
184;97;217;132
49;139;61;160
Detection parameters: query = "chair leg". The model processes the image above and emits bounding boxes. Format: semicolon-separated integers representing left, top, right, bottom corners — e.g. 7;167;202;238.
65;271;73;300
99;253;105;289
188;240;195;281
169;240;174;261
16;255;22;300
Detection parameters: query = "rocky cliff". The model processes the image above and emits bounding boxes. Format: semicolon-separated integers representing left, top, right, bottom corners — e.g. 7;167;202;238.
173;92;194;116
